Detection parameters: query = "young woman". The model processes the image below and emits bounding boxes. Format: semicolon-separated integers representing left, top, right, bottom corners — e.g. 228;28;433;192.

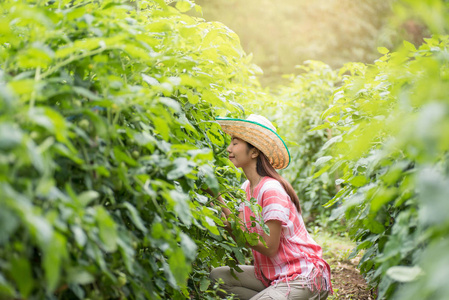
210;114;332;300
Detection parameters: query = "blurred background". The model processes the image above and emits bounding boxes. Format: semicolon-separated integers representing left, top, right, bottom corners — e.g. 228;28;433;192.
193;0;429;87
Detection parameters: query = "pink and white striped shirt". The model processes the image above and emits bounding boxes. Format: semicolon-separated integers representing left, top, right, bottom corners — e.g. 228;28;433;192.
239;177;332;293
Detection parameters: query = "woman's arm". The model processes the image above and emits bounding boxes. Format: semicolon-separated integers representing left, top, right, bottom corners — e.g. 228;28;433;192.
203;188;282;257
249;220;282;258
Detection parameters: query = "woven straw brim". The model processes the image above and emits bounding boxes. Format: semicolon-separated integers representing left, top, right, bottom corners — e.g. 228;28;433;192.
216;118;290;169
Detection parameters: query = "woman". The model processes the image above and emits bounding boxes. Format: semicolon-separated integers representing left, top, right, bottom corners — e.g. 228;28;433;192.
210;114;332;300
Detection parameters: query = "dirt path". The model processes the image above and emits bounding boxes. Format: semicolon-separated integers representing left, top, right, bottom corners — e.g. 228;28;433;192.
313;230;374;300
329;257;374;299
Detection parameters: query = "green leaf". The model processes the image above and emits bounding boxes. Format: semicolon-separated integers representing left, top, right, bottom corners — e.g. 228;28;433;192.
17;45;53;68
27;214;53;248
350;175;368;187
202;89;223;106
122;202;147;234
67;267;95;285
66;6;87;20
314;156;332;167
199;164;219;194
0;123;22;150
113;147;137;167
232;246;246;263
159;97;181;113
309;122;331;131
44;108;69;143
11;257;33;297
153;117;170;141
95;206;118;252
203;216;219;235
377;47;389;54
73;86;101;101
386;266;423;282
78;190;99;206
169;190;192;226
7;79;35;96
207;123;225;147
43;232;67;292
180;232;197;261
162;260;178;289
71;225;87;248
151;222;166;239
176;0;194;13
403;40;417;52
200;277;210;291
26;139;46;174
370;188;397;212
188;148;213;161
245;232;260;247
81;109;108;139
363;218;385;234
0;208;19;246
168;247;190;286
0;273;15;298
167;157;195;180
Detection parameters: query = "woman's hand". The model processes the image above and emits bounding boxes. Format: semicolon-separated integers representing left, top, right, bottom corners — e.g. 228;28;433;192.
201;187;215;198
201;188;232;218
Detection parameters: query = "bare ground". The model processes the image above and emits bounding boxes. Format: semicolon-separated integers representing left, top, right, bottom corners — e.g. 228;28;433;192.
313;230;375;300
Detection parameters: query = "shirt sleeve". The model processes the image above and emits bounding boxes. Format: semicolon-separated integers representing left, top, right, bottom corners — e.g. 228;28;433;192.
261;188;291;226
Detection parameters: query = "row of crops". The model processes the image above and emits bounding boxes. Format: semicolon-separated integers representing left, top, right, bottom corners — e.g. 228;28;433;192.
256;43;449;300
1;0;449;299
0;0;263;298
317;36;449;299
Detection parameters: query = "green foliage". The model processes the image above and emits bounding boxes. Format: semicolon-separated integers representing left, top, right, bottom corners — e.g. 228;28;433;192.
0;0;264;298
314;34;449;299
3;0;449;299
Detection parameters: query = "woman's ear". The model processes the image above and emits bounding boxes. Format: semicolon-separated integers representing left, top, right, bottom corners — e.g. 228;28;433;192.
251;148;260;159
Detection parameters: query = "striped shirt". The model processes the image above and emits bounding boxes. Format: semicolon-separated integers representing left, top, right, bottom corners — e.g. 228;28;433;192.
239;177;332;293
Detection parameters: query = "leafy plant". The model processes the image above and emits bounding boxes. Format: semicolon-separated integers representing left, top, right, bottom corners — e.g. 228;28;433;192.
314;34;449;300
0;0;264;298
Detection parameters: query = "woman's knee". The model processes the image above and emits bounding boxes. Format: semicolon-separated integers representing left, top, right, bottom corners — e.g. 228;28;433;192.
210;266;231;282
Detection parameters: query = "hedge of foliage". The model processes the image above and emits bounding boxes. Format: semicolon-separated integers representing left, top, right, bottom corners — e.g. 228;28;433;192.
0;0;264;298
315;35;449;300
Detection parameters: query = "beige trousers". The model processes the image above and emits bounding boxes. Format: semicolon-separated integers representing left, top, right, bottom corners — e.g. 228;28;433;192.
210;266;329;300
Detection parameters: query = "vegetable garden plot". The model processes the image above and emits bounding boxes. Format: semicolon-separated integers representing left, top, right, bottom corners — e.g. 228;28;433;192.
2;0;449;299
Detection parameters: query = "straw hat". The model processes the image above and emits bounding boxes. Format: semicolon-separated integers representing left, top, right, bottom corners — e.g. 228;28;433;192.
216;114;291;169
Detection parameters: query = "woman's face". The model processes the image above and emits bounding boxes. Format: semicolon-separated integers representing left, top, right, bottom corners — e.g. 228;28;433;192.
227;137;256;169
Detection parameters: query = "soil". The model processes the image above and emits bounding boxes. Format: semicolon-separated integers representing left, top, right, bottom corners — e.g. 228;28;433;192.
314;231;375;300
328;257;375;300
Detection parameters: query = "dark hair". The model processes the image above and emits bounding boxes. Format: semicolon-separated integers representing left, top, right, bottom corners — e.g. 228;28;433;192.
247;143;302;214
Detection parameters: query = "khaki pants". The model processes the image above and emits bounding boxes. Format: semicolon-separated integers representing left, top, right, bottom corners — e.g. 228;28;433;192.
210;266;328;300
